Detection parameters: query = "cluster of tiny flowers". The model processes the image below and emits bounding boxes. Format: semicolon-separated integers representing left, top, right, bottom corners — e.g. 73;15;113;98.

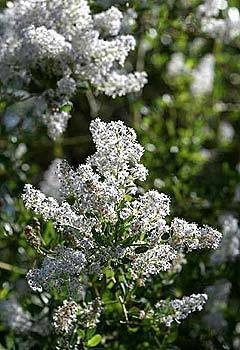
27;246;87;297
42;110;71;140
0;1;147;139
210;214;240;265
130;244;176;281
53;298;102;335
22;184;81;230
198;0;240;41
22;118;221;325
148;294;208;327
170;217;222;252
78;298;103;329
53;299;79;334
167;53;215;96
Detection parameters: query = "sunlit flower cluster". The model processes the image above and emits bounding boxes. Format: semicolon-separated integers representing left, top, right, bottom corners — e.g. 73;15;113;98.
22;118;221;332
53;299;79;334
0;0;147;139
148;294;208;327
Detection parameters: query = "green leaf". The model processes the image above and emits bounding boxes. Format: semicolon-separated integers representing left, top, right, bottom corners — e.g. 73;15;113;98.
123;194;132;202
87;334;102;347
77;329;85;338
60;103;72;113
86;327;96;340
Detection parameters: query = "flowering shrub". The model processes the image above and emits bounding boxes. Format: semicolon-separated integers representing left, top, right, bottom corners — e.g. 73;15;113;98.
19;119;221;348
1;1;240;349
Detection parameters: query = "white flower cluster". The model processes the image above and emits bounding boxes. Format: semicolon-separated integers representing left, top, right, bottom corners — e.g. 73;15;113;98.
167;53;215;96
27;246;87;297
171;217;221;252
78;298;102;329
210;214;240;265
0;1;147;139
149;294;208;327
198;0;240;41
42;110;72;141
53;298;102;334
53;299;79;334
130;244;177;280
22;118;221;325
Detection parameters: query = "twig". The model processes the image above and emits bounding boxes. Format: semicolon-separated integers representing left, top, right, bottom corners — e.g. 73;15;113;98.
118;295;129;323
0;261;26;274
86;89;100;118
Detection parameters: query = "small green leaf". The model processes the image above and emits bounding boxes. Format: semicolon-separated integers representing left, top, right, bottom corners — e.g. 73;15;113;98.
86;327;96;340
87;334;102;347
124;194;132;202
60;103;72;113
103;267;114;278
77;329;85;338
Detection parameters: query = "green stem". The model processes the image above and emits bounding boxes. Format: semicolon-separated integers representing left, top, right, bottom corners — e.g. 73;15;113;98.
0;261;26;275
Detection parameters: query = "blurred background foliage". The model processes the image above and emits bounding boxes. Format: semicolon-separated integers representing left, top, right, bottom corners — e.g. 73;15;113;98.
1;0;240;349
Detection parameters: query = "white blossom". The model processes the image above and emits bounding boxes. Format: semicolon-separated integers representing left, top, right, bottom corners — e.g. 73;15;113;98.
22;119;221;299
88;118;148;195
20;25;72;64
57;76;77;97
27;246;87;295
130;244;177;280
53;299;79;334
171;218;222;251
42;110;71;140
150;294;208;327
0;0;147;139
120;190;170;235
94;71;147;98
22;184;80;229
93;6;123;36
198;0;228;18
